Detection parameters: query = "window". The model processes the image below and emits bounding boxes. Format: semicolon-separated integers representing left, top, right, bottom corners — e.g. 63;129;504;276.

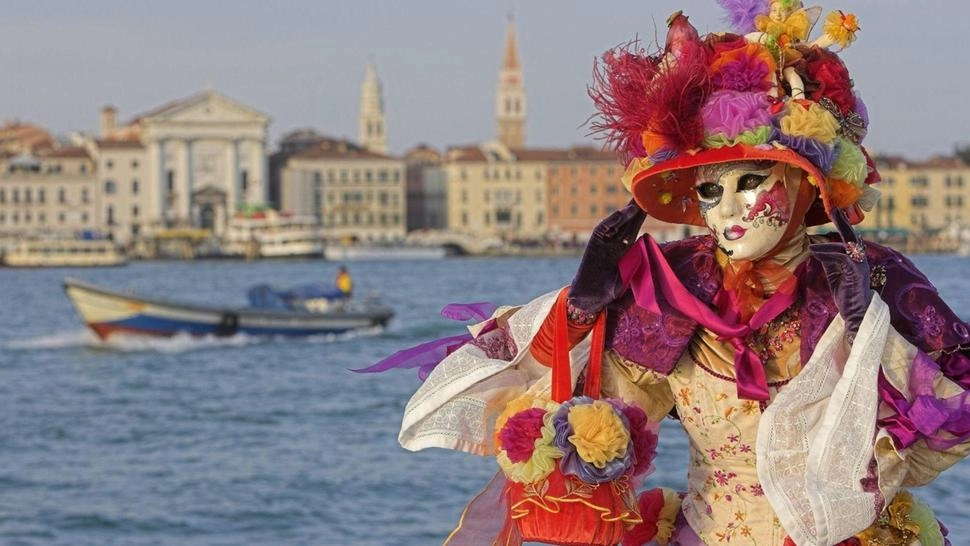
12;189;19;203
313;171;322;183
59;212;66;224
38;212;45;224
0;189;5;203
166;170;174;193
59;188;66;203
131;159;139;168
81;212;89;223
911;196;928;207
105;180;117;194
38;189;45;203
106;159;114;169
241;170;248;193
909;176;928;188
132;205;139;218
107;205;115;226
80;164;87;174
25;189;31;203
132;179;139;194
82;188;90;204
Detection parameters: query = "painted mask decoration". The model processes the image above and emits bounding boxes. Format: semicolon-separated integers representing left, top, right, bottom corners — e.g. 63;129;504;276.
695;161;802;261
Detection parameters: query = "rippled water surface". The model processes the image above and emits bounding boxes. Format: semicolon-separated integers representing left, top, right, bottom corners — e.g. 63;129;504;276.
1;253;969;545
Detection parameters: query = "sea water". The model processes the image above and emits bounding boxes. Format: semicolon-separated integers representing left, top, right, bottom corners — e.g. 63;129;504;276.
1;254;968;545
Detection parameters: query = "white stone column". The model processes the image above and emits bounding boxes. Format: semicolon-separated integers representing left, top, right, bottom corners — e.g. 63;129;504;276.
185;138;194;223
178;139;192;223
225;139;239;214
149;139;165;223
248;137;266;205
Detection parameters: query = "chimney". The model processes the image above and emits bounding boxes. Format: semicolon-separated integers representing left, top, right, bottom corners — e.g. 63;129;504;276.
100;105;117;138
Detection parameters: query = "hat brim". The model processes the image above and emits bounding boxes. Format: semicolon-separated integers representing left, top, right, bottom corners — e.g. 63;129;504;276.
629;144;841;227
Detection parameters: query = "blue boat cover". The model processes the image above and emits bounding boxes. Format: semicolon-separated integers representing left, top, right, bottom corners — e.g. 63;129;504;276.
247;283;346;310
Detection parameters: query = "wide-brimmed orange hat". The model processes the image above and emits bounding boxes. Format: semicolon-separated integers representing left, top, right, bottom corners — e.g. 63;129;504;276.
589;5;879;227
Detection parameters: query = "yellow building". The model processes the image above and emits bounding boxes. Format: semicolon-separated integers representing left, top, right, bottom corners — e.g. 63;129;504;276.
280;138;406;243
861;156;970;237
442;141;548;240
0;147;99;237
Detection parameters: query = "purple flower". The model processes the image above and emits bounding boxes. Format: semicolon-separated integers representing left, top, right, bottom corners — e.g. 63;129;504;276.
713;55;772;93
774;128;839;175
702;90;773;140
552;397;633;484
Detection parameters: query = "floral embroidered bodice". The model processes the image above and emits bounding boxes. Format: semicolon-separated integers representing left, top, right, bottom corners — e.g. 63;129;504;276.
667;309;802;545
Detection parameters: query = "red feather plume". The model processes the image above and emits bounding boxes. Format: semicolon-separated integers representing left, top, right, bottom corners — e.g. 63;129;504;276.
588;17;712;163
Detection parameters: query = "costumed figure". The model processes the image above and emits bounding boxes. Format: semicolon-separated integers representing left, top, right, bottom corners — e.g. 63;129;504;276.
362;2;970;545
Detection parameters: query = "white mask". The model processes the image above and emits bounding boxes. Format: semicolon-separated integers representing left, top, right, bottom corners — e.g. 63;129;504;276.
695;161;801;261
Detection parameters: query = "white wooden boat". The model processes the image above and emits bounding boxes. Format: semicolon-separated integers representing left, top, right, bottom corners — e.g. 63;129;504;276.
64;278;393;340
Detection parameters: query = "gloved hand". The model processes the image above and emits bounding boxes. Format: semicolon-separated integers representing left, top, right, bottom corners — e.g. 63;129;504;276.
567;200;647;321
810;208;871;343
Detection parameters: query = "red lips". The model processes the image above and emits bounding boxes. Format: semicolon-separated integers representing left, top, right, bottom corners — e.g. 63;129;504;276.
723;225;747;241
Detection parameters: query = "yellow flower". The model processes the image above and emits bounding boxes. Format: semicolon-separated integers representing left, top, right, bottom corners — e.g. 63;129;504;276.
823;10;859;49
778;101;840;144
567;400;630;468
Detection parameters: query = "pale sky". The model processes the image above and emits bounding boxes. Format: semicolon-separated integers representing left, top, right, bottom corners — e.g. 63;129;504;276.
2;0;964;160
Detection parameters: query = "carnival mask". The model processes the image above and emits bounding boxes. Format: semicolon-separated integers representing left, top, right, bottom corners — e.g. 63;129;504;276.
695;161;801;261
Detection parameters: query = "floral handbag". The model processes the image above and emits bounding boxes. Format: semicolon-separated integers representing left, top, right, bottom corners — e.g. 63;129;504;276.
494;290;659;546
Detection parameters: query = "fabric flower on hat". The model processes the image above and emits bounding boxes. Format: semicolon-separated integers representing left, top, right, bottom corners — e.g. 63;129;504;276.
778;100;840;144
830;137;868;186
774;130;838;174
822;10;860;49
801;46;857;115
709;39;777;93
702;90;774;146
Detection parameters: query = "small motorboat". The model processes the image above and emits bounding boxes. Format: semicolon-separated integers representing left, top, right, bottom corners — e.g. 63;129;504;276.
63;277;394;340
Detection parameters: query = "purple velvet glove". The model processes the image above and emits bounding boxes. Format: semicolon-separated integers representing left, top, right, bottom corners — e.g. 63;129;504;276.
810;208;871;343
567;200;647;321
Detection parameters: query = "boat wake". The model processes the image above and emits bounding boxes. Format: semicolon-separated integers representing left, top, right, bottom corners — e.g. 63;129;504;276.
6;326;387;354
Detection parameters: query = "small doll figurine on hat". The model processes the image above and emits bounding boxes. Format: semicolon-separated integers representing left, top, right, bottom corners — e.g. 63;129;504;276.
383;2;970;545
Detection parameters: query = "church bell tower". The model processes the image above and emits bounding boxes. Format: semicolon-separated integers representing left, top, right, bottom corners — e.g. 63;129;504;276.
359;60;387;154
496;15;526;148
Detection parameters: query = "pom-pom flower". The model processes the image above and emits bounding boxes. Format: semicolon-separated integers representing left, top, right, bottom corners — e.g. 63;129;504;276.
822;10;859;49
553;398;633;484
496;395;657;486
495;397;564;484
701;90;774;142
778;100;840;144
830;137;868;186
709;40;777;93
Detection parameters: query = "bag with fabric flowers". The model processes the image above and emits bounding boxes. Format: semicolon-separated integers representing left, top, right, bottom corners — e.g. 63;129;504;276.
493;289;660;546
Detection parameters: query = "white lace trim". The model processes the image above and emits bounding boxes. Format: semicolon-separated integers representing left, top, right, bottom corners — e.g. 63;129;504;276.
758;296;889;546
399;290;591;456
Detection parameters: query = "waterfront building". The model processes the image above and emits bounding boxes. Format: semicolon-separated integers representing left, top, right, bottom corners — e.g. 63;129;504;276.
0;122;55;155
279;137;406;242
404;144;446;231
93;89;270;242
359;62;388;155
546;146;684;242
442;141;547;240
0;147;99;238
496;17;525;149
268;128;330;210
862;155;970;234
